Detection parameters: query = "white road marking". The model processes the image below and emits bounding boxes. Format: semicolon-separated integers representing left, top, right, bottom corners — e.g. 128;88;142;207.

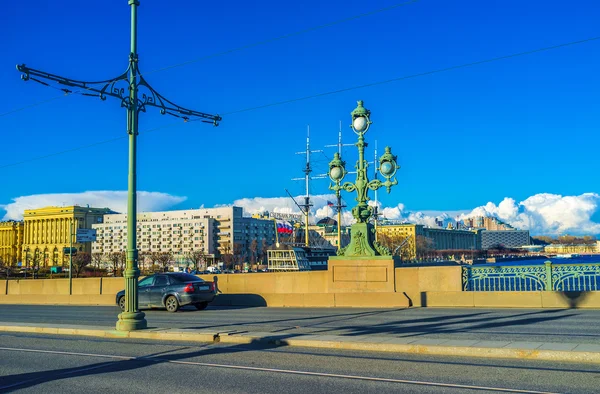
0;346;563;394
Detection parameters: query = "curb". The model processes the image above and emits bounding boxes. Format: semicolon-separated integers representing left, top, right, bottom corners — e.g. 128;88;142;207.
1;324;599;364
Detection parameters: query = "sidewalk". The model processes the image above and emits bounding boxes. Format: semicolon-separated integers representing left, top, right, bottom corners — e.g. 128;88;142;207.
1;321;600;364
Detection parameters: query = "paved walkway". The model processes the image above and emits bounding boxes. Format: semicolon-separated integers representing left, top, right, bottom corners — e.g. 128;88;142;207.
1;319;599;364
1;305;600;344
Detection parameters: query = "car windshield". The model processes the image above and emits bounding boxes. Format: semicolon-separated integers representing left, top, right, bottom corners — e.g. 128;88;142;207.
169;273;204;283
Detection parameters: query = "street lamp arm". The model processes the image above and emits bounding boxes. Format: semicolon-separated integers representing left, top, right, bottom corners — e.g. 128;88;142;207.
17;63;129;102
16;63;222;125
367;179;383;191
367;178;398;193
137;74;222;125
341;182;357;193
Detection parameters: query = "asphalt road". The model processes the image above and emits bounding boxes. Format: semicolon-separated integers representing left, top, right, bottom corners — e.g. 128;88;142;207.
1;305;600;344
1;332;600;394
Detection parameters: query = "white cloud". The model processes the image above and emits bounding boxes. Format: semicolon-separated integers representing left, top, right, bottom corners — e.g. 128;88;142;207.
230;192;600;235
1;191;186;220
459;193;600;235
3;191;598;235
233;194;345;224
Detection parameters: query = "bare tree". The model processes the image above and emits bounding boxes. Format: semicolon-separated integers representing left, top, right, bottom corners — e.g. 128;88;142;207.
109;252;125;276
156;251;173;272
137;251;151;273
416;235;435;260
248;239;258;265
378;233;413;261
73;253;92;278
220;244;234;270
30;251;43;277
233;243;245;268
145;251;163;272
258;239;268;265
186;249;206;271
0;255;6;276
1;254;18;277
91;253;105;275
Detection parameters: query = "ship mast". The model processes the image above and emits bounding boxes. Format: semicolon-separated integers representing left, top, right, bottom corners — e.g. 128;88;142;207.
373;140;379;241
293;126;324;247
325;121;354;251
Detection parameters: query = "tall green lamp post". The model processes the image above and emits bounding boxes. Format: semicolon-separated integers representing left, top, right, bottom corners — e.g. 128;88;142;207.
328;101;399;257
16;1;221;331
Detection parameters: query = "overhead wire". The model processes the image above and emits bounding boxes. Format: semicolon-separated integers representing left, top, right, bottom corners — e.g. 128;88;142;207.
1;35;599;170
221;35;600;115
0;121;184;170
0;1;419;119
0;92;73;118
140;0;421;77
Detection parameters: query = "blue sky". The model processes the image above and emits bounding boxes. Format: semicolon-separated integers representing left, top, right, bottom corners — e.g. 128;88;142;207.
1;0;599;234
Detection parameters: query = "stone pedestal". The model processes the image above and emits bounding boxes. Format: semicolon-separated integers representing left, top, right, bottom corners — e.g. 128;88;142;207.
328;256;399;293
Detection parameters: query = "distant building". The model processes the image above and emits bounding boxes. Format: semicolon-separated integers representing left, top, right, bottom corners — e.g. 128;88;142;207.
93;206;278;265
480;230;530;250
308;219;348;250
23;205;113;267
0;221;24;265
377;224;480;260
426;226;481;251
463;216;514;231
92;209;217;259
544;243;598;255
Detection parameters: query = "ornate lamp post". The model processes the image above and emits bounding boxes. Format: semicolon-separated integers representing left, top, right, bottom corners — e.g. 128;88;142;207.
16;1;220;331
328;101;399;257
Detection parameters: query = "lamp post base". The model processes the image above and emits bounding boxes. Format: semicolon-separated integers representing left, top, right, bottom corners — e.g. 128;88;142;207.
116;311;147;331
339;223;391;257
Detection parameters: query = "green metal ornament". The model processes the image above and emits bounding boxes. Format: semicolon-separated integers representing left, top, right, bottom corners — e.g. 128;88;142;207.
328;101;399;257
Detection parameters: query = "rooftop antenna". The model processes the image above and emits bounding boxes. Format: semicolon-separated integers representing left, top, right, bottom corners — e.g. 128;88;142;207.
292;125;325;247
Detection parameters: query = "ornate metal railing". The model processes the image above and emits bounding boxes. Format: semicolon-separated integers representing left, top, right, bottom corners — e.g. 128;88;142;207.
463;261;600;291
552;263;600;291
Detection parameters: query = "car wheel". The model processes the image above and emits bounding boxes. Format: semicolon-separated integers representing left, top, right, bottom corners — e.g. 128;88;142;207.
118;296;125;311
194;302;208;311
165;296;179;313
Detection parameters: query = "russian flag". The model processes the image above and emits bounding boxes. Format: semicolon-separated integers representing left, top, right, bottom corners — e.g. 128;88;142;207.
276;221;285;233
284;222;293;234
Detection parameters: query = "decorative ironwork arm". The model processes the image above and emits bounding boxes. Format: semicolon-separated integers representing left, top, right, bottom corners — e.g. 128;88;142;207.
17;64;128;101
341;182;357;193
16;63;222;125
137;74;221;124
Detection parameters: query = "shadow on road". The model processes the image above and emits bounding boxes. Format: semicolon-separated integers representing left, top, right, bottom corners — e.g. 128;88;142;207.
181;308;412;331
0;340;286;393
181;308;579;341
310;309;577;339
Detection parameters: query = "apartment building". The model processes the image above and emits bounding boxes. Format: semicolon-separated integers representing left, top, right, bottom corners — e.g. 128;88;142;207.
463;216;514;231
92;210;217;259
92;206;278;263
